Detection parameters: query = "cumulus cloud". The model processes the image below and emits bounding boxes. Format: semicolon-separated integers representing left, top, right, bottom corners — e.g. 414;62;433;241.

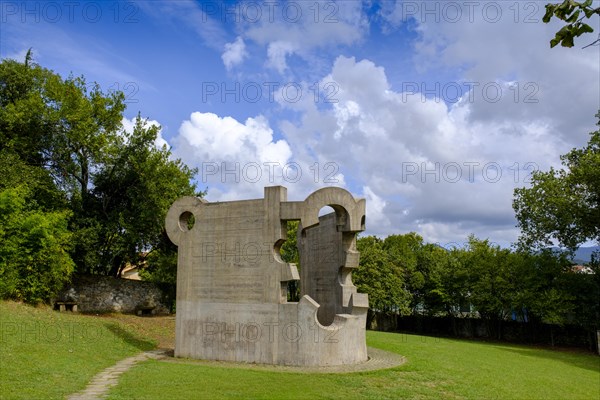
390;1;600;144
279;55;574;244
172;112;299;200
121;117;169;149
241;0;369;73
163;1;598;246
362;186;390;231
266;41;297;74
222;36;248;70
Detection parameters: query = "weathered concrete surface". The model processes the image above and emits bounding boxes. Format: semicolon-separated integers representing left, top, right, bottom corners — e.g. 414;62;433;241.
165;186;368;366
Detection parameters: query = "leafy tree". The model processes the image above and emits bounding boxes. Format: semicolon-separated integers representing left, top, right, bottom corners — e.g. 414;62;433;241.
92;116;198;276
0;185;74;303
0;54;125;204
382;233;421;312
560;254;600;350
513;112;600;251
139;233;179;312
0;150;66;212
354;236;410;327
543;0;600;48
0;55;200;281
509;250;573;327
414;243;452;316
463;236;514;339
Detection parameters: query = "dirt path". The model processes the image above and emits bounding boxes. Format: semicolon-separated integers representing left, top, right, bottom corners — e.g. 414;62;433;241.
67;350;168;400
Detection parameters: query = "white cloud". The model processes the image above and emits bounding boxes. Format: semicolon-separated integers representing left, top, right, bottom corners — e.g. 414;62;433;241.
239;0;369;73
172;112;300;200
121;117;168;149
278;54;575;245
129;1;598;247
222;36;248;70
362;186;390;230
399;1;600;144
266;41;297;74
137;0;228;51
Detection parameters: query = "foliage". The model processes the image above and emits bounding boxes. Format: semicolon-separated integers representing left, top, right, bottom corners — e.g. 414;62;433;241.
139;231;180;312
280;220;300;265
413;243;457;315
463;237;513;328
92;115;198;276
381;233;420;310
280;220;300;301
0;55;125;200
353;230;596;341
559;253;600;331
354;236;410;316
543;0;600;48
0;54;200;288
0;185;74;303
509;249;574;326
513;112;600;251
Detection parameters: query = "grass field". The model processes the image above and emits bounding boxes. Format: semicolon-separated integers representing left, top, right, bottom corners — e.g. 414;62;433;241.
107;332;600;400
0;301;159;399
1;301;599;399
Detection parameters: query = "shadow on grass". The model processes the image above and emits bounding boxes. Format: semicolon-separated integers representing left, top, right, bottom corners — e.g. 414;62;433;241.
385;331;600;373
492;345;600;373
104;322;156;351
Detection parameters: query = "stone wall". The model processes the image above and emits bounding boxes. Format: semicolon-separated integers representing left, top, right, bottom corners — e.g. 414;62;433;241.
55;275;169;314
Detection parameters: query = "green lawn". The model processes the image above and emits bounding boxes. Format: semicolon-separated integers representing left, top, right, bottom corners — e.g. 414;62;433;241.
0;301;155;399
1;301;599;400
106;332;600;400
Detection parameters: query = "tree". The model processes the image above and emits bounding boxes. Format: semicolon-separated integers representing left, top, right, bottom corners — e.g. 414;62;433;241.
1;54;124;275
560;254;600;350
0;185;74;303
463;236;514;339
0;148;74;303
509;249;576;347
1;55;200;280
414;243;452;316
513;112;600;251
543;0;600;48
91;115;199;276
354;236;411;327
382;233;421;313
0;55;125;204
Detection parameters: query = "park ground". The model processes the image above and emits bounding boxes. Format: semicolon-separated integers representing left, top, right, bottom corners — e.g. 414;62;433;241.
0;301;599;399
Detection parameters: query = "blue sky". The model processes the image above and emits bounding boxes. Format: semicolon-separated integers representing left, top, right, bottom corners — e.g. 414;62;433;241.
1;1;599;247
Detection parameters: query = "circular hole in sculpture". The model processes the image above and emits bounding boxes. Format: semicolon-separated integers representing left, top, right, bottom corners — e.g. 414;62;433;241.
179;211;195;231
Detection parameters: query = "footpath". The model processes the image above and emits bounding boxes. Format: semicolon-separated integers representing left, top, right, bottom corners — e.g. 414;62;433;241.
67;347;405;399
67;350;168;400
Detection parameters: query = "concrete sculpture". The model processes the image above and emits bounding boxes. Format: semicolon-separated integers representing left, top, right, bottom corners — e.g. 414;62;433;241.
165;186;368;366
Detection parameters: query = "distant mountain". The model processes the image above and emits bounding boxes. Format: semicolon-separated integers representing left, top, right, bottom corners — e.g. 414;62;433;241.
573;246;599;264
550;246;599;264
